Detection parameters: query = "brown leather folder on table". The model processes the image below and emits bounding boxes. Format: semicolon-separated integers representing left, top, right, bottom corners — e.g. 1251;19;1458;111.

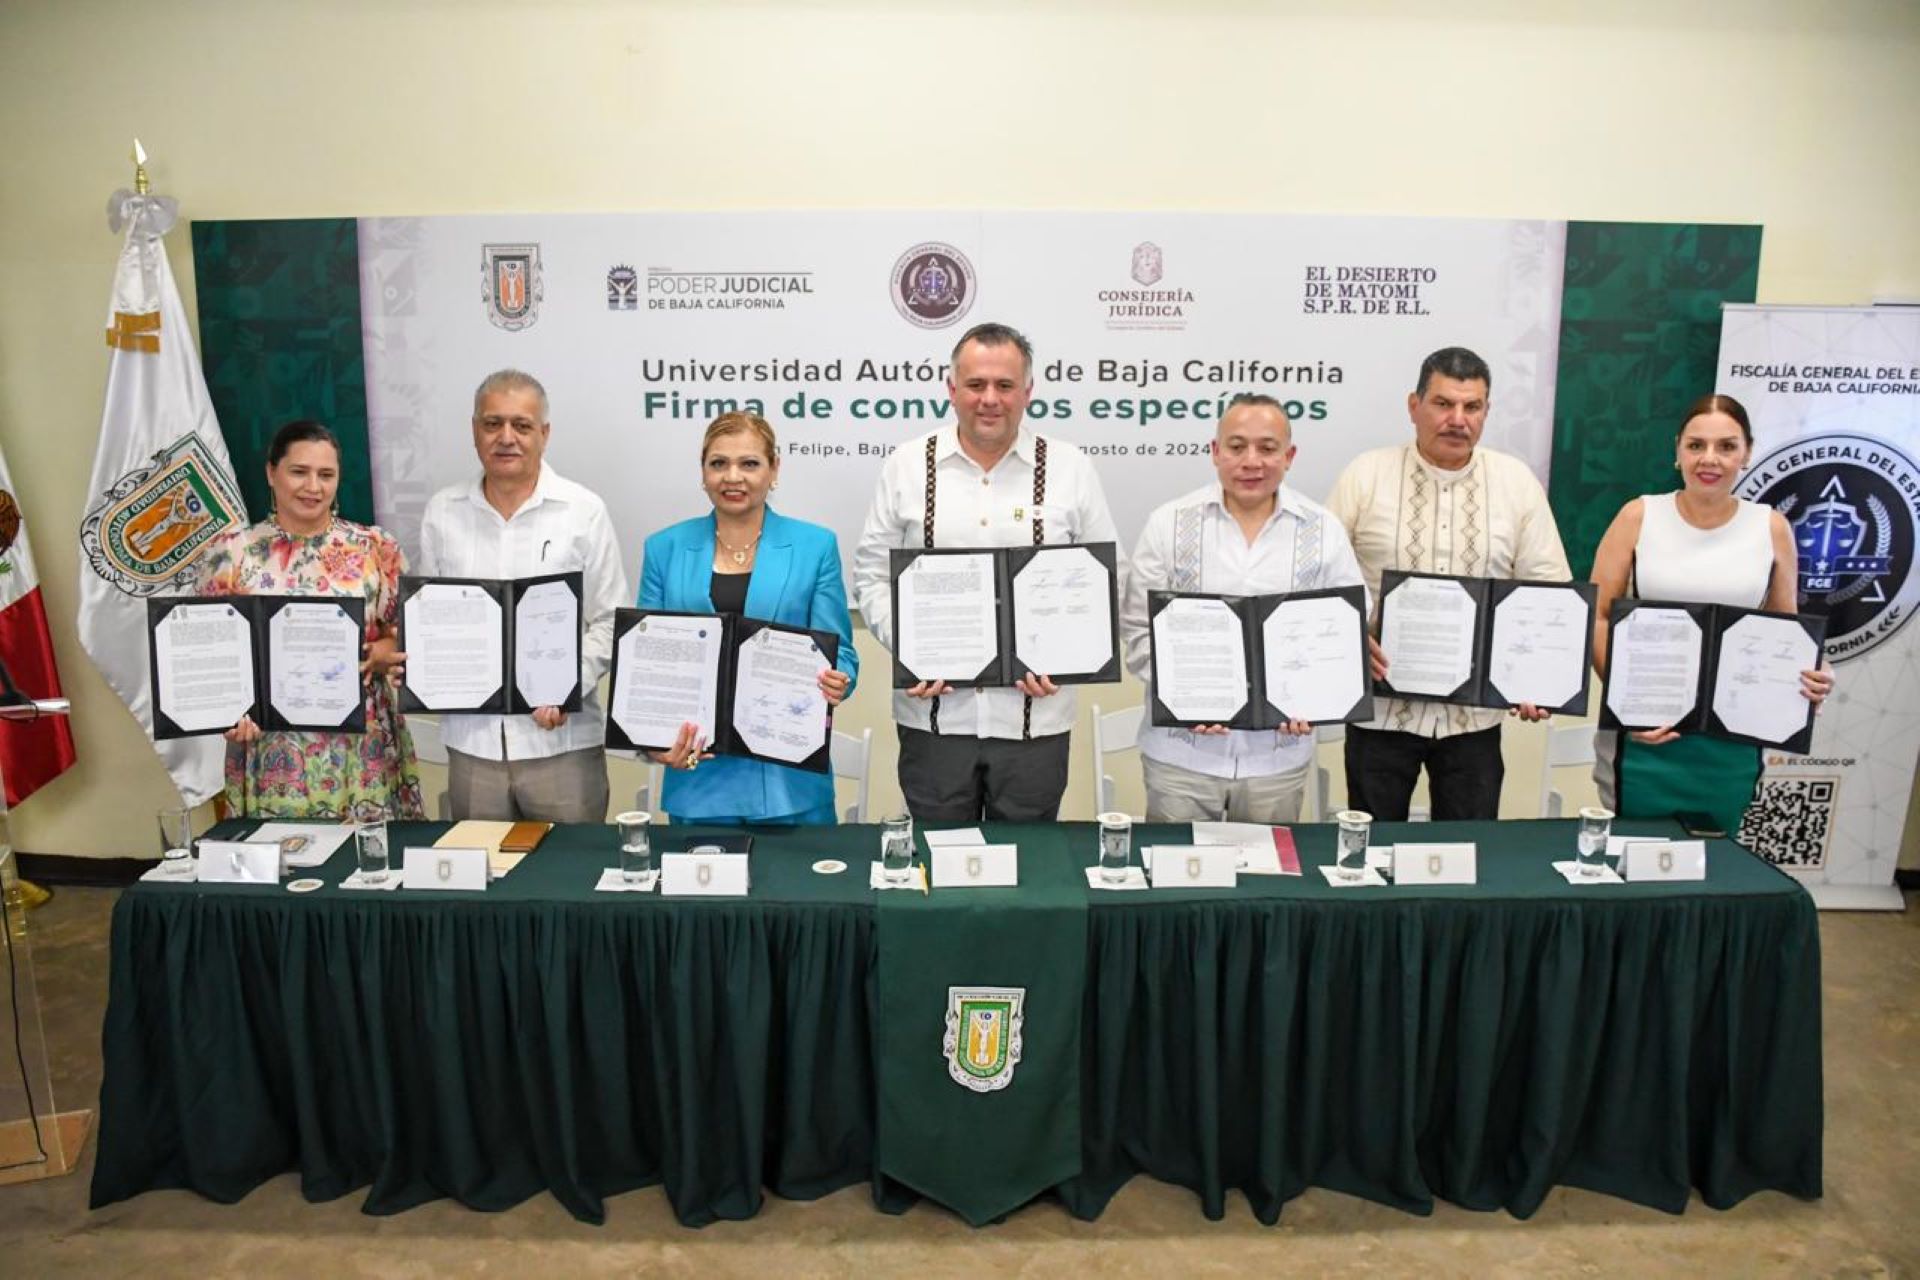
435;819;552;878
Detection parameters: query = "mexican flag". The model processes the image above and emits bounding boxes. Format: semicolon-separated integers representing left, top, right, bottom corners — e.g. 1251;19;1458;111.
0;443;77;806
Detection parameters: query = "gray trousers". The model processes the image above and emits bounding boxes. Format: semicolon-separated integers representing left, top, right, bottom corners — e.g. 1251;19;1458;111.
1142;755;1309;825
447;746;610;824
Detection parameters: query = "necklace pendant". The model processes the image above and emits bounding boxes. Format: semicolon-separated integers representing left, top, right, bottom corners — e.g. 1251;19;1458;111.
732;549;747;565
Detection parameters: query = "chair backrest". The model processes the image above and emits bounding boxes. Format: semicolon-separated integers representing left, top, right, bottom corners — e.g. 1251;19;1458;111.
635;763;663;816
409;714;448;766
1538;723;1598;817
831;727;874;823
1089;703;1146;817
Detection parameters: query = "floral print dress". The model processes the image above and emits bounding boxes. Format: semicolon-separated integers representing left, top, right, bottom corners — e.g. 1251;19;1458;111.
196;517;425;821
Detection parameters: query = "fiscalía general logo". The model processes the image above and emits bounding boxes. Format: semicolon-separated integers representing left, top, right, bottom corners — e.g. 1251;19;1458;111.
943;985;1024;1091
891;242;974;329
606;264;638;311
482;243;543;331
80;435;244;595
1736;432;1920;661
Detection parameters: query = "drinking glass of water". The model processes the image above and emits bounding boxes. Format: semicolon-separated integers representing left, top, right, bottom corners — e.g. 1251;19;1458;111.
616;811;653;884
1097;812;1132;884
881;813;914;885
1334;810;1372;881
1577;807;1614;878
355;818;390;886
157;807;194;878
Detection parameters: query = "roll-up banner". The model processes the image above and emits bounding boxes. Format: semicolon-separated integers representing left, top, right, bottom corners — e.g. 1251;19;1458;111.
1720;304;1920;909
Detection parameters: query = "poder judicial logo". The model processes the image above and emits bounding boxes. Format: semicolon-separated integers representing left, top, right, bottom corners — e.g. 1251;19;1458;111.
890;243;974;329
606;265;639;311
1736;432;1920;661
481;243;543;331
645;267;815;312
943;985;1024;1092
81;435;244;595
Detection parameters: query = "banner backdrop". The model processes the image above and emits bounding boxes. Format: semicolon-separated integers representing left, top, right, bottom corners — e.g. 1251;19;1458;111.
349;213;1568;574
1720;304;1920;909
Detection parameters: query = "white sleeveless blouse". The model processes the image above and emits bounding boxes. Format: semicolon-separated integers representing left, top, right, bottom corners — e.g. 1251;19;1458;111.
1633;493;1774;609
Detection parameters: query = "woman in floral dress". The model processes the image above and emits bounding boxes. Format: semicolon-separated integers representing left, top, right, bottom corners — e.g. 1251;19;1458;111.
197;420;424;820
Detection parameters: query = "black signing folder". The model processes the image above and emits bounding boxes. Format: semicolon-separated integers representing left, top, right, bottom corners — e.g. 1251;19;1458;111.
147;594;367;739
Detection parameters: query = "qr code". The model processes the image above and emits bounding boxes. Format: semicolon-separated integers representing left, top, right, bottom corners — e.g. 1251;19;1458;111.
1737;777;1838;868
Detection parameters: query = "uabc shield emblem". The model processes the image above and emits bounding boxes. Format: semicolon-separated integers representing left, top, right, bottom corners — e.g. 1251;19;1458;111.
80;435;245;595
943;985;1024;1091
1737;433;1920;661
482;243;544;331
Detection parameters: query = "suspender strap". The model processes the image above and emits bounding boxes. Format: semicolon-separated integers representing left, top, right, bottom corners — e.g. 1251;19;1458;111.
1022;437;1049;739
924;435;941;734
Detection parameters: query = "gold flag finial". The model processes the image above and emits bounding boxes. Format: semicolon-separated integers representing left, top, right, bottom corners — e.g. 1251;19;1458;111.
132;137;149;195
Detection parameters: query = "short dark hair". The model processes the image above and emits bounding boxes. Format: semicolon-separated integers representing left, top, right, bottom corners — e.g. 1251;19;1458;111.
266;419;342;467
1224;392;1289;418
1414;347;1492;398
1677;393;1753;446
951;322;1033;379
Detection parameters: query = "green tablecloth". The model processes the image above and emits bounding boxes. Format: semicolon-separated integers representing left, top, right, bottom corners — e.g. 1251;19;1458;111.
91;818;1821;1225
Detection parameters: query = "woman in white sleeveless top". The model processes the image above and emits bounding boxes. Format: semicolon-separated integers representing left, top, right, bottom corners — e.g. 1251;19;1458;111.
1588;394;1834;834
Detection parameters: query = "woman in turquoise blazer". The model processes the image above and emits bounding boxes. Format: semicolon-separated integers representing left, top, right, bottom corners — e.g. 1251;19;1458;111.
638;411;858;824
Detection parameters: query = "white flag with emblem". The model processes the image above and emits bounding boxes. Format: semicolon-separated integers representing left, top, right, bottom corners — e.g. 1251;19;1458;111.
77;181;248;805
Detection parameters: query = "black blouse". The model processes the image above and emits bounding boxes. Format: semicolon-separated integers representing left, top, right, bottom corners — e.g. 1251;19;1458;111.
709;570;750;616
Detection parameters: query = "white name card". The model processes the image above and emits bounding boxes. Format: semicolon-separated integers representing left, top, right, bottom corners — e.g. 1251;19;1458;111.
932;844;1019;888
402;845;489;892
1619;839;1707;881
661;851;752;896
196;839;281;884
1146;845;1238;889
1393;842;1478;885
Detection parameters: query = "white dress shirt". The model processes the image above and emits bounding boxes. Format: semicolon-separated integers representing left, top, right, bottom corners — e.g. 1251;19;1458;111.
1121;482;1366;779
1324;444;1571;738
852;425;1122;739
417;464;630;762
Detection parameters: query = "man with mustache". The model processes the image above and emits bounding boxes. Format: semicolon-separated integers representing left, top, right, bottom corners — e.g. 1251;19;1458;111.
1324;347;1571;821
416;369;628;822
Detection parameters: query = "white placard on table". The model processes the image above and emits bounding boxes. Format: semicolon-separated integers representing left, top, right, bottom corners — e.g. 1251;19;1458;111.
401;845;489;892
195;839;282;884
1616;838;1708;881
1392;842;1478;885
931;844;1019;888
1143;845;1238;889
661;851;751;896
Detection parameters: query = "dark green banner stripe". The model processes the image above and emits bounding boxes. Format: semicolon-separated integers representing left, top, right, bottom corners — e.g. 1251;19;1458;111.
1548;221;1762;578
191;217;373;524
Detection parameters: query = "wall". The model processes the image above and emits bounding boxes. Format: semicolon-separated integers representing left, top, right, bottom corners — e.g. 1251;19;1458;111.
4;0;1917;859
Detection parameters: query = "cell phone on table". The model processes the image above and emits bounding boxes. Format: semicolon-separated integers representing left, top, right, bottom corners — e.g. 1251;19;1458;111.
1674;810;1726;839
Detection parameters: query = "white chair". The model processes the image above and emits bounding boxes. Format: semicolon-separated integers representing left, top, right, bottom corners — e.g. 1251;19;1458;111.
633;728;872;822
1538;723;1598;818
409;714;454;820
1302;724;1342;823
634;763;664;815
1089;703;1145;817
830;727;874;823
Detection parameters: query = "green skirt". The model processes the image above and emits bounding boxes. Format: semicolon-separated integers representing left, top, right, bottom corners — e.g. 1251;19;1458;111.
1612;732;1761;838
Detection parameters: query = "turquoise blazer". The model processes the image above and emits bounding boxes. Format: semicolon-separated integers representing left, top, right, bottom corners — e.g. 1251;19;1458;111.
637;507;858;821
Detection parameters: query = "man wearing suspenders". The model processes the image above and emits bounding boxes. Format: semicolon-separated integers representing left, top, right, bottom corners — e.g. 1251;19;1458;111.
853;322;1122;822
